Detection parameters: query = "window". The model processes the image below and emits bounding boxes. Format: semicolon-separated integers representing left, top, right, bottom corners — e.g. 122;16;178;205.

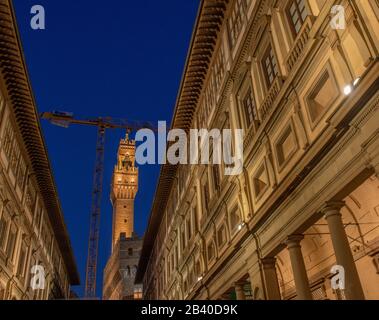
242;88;259;128
275;125;298;167
0;215;8;250
181;226;186;251
195;261;202;277
25;181;36;212
217;224;227;248
306;65;339;125
186;218;192;241
189;269;195;286
128;248;133;256
10;141;20;173
192;206;198;234
0;90;4;114
6;223;17;261
230;206;241;232
202;181;209;214
16;157;27;190
167;258;170;279
212;165;220;192
183;280;188;293
286;0;309;35
2;120;14;159
253;163;269;197
261;45;279;88
41;224;51;252
17;240;28;278
214;47;226;91
207;241;215;262
175;246;178;267
228;0;246;47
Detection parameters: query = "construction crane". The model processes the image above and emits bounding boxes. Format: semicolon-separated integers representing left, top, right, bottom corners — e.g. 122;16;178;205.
40;111;156;299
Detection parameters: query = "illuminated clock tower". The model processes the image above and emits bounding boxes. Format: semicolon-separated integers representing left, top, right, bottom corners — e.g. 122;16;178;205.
111;133;138;250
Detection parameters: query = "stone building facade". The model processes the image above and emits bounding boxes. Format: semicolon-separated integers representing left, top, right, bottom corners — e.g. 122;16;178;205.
103;135;142;300
0;0;80;299
136;0;379;300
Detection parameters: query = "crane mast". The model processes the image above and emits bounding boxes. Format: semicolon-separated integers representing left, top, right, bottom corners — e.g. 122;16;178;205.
40;111;155;298
85;126;105;298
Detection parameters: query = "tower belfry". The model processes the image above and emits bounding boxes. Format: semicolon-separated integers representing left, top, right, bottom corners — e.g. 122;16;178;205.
111;133;138;250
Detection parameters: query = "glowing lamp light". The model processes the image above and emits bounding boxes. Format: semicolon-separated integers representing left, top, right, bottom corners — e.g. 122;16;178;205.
344;85;352;95
353;77;360;86
197;276;203;282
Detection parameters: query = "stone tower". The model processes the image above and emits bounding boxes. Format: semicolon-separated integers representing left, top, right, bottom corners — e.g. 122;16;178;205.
103;133;143;300
111;134;138;250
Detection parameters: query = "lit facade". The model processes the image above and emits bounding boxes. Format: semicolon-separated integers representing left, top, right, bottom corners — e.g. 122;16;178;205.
103;135;142;300
136;0;379;300
0;0;80;299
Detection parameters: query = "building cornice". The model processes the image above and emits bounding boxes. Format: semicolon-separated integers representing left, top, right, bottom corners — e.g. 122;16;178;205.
0;0;80;285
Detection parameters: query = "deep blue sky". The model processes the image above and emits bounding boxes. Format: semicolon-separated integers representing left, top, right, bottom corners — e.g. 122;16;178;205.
13;0;199;297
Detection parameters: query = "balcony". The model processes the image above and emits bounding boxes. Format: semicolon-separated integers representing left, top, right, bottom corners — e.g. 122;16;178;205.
258;76;283;122
285;16;313;73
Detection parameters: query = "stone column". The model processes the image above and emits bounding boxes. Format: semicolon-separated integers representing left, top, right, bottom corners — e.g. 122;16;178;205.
285;235;313;300
261;257;281;300
321;201;365;300
234;282;246;300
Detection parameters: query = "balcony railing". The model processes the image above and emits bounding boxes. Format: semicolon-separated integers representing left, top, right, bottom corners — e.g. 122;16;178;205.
259;76;283;122
285;16;313;72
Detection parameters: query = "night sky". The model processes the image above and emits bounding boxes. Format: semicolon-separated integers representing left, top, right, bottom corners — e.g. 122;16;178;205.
12;0;199;297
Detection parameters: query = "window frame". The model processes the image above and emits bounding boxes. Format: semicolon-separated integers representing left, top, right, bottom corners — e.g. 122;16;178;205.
229;205;242;235
0;213;9;252
207;240;216;263
6;222;18;262
285;0;310;37
227;0;247;48
241;87;259;130
217;223;227;248
261;44;279;89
